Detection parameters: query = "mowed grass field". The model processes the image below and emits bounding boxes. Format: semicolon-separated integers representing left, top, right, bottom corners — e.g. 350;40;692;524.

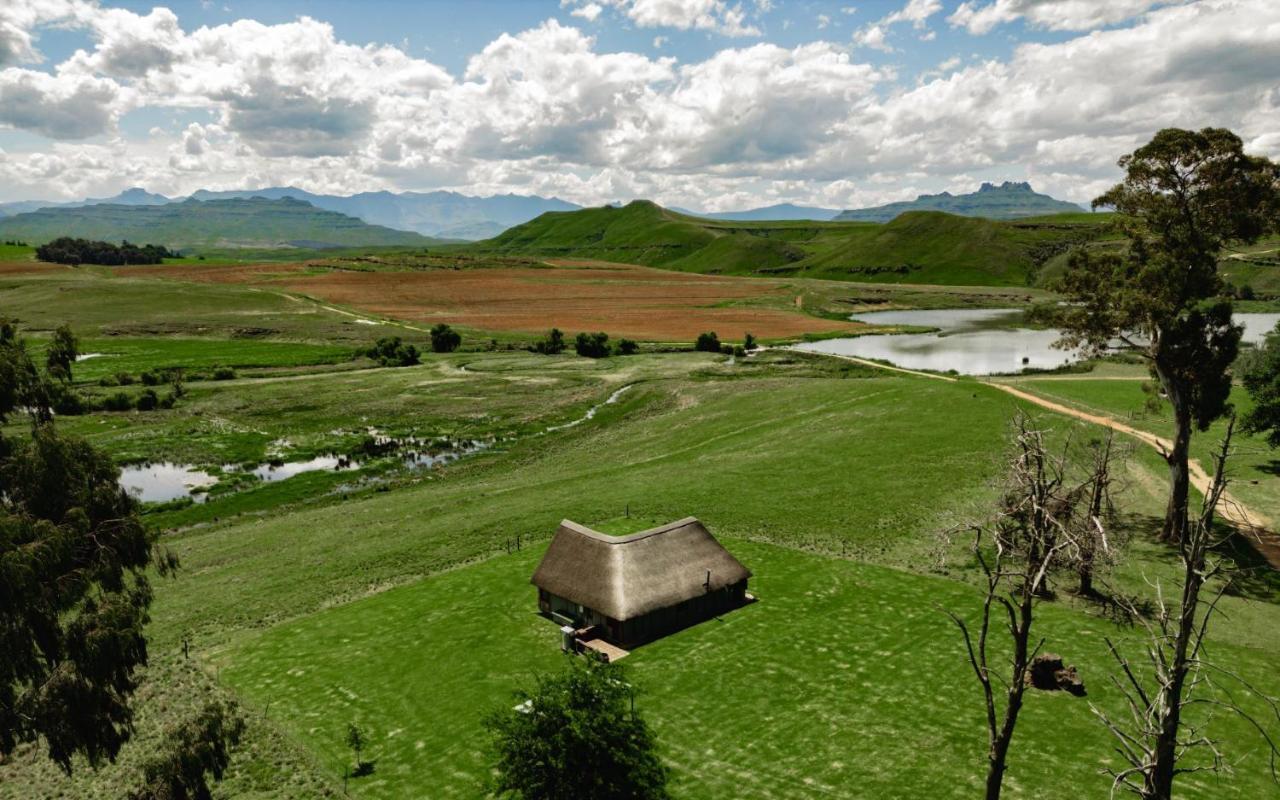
218;540;1280;800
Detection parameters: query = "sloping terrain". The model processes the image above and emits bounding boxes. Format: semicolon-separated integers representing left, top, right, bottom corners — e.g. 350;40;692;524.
472;199;1112;286
0;197;435;249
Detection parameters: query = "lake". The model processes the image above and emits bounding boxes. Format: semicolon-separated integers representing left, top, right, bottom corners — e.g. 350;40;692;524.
793;309;1280;377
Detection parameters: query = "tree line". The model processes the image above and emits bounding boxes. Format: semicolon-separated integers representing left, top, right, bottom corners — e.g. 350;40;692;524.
35;237;177;266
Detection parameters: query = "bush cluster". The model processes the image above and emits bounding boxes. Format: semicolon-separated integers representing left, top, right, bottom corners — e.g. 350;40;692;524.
430;324;461;353
35;237;175;266
363;336;421;367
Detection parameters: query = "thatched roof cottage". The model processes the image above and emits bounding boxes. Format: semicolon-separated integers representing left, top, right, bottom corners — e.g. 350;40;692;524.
531;517;752;649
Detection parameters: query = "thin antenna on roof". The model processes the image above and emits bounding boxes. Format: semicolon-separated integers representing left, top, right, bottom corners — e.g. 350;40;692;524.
704;569;711;592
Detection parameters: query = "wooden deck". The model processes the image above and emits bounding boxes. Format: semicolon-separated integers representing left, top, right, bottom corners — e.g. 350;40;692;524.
580;638;630;662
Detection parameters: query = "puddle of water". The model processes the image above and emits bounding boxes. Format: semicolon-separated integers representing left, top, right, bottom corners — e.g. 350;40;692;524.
250;455;358;482
75;352;109;361
119;462;216;504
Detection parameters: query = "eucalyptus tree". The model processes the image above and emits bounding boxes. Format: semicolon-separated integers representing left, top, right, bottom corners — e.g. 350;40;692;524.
1055;128;1280;541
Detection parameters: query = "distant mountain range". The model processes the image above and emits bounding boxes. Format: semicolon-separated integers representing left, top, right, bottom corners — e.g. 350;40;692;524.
834;182;1084;222
676;202;842;222
0;187;580;240
0;197;435;249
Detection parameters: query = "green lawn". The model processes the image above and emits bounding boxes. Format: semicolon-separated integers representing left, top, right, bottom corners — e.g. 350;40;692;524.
219;539;1280;800
50;337;356;383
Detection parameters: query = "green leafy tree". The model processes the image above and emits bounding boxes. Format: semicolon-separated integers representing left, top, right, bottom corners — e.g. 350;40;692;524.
0;325;177;773
575;331;611;359
484;660;669;800
694;331;721;353
46;323;78;384
1055;128;1280;541
533;328;566;355
1242;321;1280;447
430;323;462;353
616;338;638;356
743;332;757;351
127;701;245;800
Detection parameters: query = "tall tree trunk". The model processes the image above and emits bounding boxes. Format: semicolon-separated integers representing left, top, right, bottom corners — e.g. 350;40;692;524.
1156;365;1192;543
984;594;1033;800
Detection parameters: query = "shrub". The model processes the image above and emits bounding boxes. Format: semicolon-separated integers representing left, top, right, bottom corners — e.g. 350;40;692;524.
135;389;160;411
364;336;421;367
485;660;669;800
51;387;87;416
116;372;135;385
103;392;133;412
719;343;734;355
575;331;611;359
695;331;721;352
98;375;120;388
1239;284;1256;301
430;323;462;354
744;332;757;351
533;328;566;355
212;366;236;380
140;370;162;386
733;345;746;357
617;338;639;356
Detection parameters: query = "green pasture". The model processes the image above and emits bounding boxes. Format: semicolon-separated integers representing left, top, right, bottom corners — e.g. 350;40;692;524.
219;539;1280;800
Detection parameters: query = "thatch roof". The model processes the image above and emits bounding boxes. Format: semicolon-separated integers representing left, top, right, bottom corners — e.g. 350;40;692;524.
531;517;751;621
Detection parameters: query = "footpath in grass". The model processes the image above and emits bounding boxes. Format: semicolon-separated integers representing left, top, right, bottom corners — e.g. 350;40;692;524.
220;539;1280;800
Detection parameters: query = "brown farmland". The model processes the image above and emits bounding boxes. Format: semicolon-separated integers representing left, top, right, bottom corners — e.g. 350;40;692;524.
117;259;861;341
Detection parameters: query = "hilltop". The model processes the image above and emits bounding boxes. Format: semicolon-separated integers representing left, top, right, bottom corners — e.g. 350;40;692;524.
835;181;1085;222
471;199;1112;286
0;197;436;249
677;202;842;222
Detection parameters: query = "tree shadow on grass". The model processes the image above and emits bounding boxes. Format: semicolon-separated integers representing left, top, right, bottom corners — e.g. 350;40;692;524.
352;760;377;778
1216;532;1280;603
1255;460;1280;477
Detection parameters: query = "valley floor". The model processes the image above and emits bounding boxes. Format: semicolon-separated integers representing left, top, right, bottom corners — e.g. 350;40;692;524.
1;253;1277;799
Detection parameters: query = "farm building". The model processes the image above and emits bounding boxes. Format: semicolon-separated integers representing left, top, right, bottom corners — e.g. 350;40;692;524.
531;517;752;652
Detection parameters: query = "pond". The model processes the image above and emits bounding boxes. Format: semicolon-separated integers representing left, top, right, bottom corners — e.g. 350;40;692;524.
792;310;1280;377
119;462;218;504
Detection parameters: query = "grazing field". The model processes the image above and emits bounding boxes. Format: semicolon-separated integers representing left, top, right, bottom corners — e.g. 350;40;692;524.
219;540;1279;800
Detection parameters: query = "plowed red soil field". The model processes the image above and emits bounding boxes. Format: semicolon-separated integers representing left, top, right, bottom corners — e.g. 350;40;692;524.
117;259;859;341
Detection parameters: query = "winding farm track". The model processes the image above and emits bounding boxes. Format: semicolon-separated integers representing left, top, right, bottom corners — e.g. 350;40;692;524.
990;382;1280;569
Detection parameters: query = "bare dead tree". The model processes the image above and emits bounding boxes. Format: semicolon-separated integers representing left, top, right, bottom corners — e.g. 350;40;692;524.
944;413;1114;800
1076;430;1130;598
1093;417;1280;799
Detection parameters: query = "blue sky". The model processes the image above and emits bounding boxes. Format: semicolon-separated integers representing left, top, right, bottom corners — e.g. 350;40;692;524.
0;1;1276;210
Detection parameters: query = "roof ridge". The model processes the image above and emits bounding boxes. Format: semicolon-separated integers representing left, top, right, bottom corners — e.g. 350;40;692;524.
560;516;700;544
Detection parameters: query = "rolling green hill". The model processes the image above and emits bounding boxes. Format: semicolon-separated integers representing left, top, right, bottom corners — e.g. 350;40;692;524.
834;181;1085;222
0;197;436;250
470;199;1114;286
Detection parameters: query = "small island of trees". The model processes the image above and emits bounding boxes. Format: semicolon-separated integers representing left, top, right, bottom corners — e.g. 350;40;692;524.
35;237;177;266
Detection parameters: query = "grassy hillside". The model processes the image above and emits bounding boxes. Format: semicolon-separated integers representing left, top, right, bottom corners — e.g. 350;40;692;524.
0;197;435;250
470;200;1113;286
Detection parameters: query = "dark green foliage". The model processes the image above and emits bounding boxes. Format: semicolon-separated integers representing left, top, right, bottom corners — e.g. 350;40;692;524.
484;660;669;800
694;332;721;352
0;326;171;773
127;701;244;800
103;391;133;412
35;237;174;266
211;366;236;381
50;384;87;416
430;324;461;354
167;368;186;399
617;339;638;356
575;332;611;359
1055;128;1280;540
46;324;78;383
1243;322;1280;447
136;389;160;412
140;371;162;387
743;332;757;351
733;345;746;357
364;336;421;366
718;343;734;355
533;328;566;355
